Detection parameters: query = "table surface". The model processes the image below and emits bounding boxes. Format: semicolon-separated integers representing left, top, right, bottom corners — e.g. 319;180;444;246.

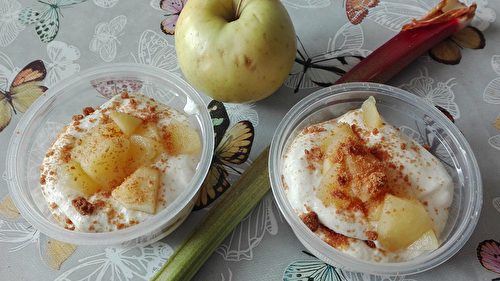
1;0;500;280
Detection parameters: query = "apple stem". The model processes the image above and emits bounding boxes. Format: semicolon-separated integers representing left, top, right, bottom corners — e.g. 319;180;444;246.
235;0;243;19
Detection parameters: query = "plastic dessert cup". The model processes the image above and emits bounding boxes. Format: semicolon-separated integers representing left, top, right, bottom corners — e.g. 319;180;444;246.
7;63;214;247
269;82;482;276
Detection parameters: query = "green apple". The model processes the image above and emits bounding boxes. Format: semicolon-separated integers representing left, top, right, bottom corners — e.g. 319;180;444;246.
175;0;296;103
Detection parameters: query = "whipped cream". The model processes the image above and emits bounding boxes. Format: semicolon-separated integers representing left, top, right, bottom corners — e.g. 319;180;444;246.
40;93;201;232
282;107;453;262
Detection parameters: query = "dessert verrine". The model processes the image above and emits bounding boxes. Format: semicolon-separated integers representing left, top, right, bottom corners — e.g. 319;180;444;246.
282;97;453;262
40;92;201;232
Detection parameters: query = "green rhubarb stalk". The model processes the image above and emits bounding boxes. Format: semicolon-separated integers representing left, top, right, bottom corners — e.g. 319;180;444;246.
335;0;476;84
151;1;477;280
151;147;271;281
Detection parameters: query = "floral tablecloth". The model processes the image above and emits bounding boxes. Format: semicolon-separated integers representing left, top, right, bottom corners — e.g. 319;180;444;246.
1;0;500;280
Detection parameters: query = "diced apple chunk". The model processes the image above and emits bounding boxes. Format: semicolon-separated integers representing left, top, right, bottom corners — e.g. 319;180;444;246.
85;122;123;138
377;195;434;252
321;122;387;203
368;204;383;222
361;96;382;130
322;123;357;153
133;122;162;142
111;166;160;214
58;160;102;195
110;112;143;137
322;123;357;173
162;119;201;155
407;229;439;251
72;123;130;191
125;135;164;175
316;163;352;209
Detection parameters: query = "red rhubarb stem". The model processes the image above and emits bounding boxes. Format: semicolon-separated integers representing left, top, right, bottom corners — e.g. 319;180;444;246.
335;0;476;84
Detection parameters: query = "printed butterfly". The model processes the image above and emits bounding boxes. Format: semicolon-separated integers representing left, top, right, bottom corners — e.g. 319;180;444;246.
406;111;455;171
55;242;172;280
0;195;77;270
18;0;87;43
194;100;254;210
429;26;485;65
477;240;500;276
91;79;143;99
283;251;347;281
0;60;47;133
436;105;455;123
344;0;379;25
289;36;364;93
160;0;187;35
89;15;127;63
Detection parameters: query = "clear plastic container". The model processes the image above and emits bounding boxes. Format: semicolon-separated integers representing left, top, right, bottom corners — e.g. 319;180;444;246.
269;82;482;275
6;63;214;247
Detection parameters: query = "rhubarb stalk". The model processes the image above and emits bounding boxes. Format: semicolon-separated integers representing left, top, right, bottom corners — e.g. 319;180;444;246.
152;148;271;281
335;0;476;84
151;1;477;280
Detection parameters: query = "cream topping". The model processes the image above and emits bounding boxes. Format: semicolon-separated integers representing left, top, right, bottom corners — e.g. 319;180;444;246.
282;108;453;262
40;93;200;232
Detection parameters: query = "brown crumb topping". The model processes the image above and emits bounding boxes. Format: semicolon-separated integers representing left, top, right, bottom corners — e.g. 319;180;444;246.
130;98;137;108
364;240;377;248
300;211;320;232
82;107;95;116
72;197;95;216
72;114;84;121
365;230;378;241
148;105;158;113
303;125;326;134
319;223;350;250
40;174;46;185
325;134;389;215
304;147;324;171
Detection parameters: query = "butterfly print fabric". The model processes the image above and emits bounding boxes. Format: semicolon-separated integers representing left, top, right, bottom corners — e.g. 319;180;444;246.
0;60;47;132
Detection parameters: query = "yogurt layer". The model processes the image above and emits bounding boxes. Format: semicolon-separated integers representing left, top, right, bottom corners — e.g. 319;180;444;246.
282;105;453;262
40;93;201;232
